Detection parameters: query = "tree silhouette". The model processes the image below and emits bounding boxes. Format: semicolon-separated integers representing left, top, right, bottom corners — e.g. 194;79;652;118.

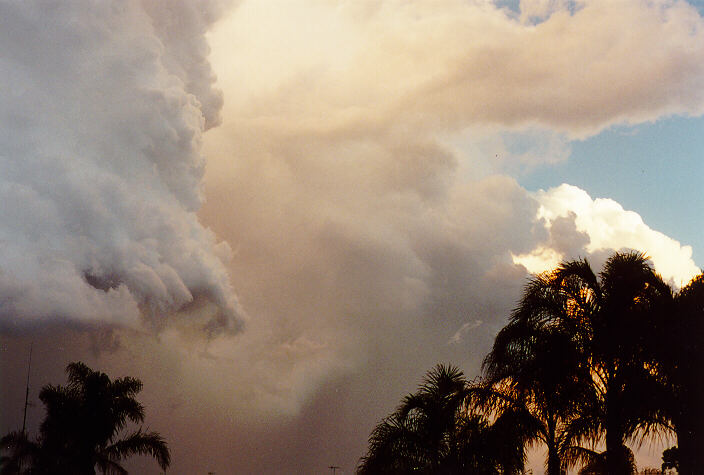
552;253;672;474
456;392;536;475
357;364;530;474
486;252;672;474
1;362;169;475
655;273;704;474
0;431;40;474
357;364;468;474
357;251;699;474
483;272;593;475
576;445;636;475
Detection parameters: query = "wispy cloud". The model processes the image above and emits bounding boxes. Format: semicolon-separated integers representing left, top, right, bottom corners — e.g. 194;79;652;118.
448;320;484;345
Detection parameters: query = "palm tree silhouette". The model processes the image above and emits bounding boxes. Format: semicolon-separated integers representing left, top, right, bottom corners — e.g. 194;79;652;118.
576;445;636;474
455;394;535;475
483;272;592;475
485;252;672;474
655;273;704;474
357;364;529;474
1;362;170;474
357;364;467;474
554;252;672;474
0;430;40;474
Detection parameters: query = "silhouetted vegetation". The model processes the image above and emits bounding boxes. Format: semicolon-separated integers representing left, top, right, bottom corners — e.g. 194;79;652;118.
656;274;704;474
357;364;531;474
0;362;169;475
482;268;593;475
358;251;704;474
486;252;675;474
662;446;679;472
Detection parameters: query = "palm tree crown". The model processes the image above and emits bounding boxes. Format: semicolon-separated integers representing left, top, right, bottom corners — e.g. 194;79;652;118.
486;252;673;474
1;361;169;475
357;364;529;474
483;271;592;475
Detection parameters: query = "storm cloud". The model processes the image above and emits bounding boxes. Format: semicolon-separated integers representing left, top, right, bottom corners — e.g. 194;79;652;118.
1;1;702;473
0;0;241;331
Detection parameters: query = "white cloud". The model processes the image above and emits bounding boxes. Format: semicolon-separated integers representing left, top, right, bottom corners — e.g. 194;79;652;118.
209;0;704;140
514;184;700;286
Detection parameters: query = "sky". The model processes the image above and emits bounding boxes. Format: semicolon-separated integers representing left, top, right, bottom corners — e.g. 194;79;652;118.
1;0;703;473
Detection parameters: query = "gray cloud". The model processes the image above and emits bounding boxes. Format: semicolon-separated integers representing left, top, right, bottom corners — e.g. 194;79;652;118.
2;1;702;474
0;0;241;331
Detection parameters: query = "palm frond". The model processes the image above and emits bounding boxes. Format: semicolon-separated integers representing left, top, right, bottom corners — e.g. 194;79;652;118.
104;429;170;471
553;258;599;297
109;397;145;435
0;431;40;474
94;456;128;475
561;444;600;471
66;361;93;387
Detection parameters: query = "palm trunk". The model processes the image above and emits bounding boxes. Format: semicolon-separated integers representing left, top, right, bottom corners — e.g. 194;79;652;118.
546;446;561;475
77;446;97;475
605;388;629;475
79;461;97;475
546;416;561;475
605;430;629;475
601;366;628;474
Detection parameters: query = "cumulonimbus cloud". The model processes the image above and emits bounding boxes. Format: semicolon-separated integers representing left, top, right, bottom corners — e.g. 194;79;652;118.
2;1;702;473
196;0;704;424
513;184;700;287
0;0;242;331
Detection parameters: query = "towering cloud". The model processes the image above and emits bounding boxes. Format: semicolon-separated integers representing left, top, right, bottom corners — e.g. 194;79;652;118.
0;1;241;330
1;1;702;473
513;184;700;286
194;1;703;470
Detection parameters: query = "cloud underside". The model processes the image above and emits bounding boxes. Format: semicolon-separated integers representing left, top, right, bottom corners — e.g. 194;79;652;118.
218;0;704;139
0;0;242;331
1;0;703;473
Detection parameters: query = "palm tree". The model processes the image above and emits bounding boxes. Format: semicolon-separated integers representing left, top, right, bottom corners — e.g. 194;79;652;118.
655;273;704;474
554;252;672;474
356;408;421;474
357;364;530;474
396;364;469;472
358;364;467;474
487;252;672;474
1;362;170;475
454;398;536;474
483;273;592;475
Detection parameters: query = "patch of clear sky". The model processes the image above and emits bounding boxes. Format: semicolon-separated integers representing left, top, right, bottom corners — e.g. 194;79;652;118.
491;0;704;266
496;0;704;18
520;115;704;267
